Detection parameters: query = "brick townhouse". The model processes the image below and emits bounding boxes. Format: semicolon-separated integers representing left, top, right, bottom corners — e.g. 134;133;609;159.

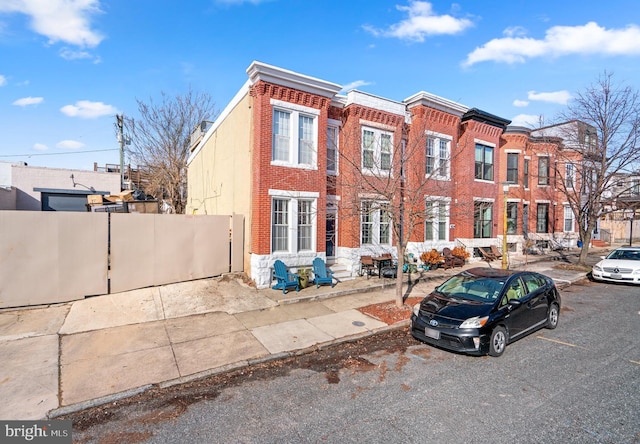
186;61;581;289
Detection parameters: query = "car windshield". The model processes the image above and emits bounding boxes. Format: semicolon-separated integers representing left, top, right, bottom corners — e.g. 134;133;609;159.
606;249;640;260
435;274;506;302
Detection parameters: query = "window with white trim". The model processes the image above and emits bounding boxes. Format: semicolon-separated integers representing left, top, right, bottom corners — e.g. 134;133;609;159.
475;144;494;181
474;201;493;238
327;125;338;175
565;163;575;189
271;196;317;253
538;156;550;186
536;203;549;233
361;200;391;245
426;133;451;179
271;101;318;168
507;202;518;234
425;200;449;241
564;205;574;232
362;126;393;174
506;153;518;183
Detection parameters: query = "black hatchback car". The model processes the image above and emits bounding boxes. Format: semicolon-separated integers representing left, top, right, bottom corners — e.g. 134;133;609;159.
410;267;561;357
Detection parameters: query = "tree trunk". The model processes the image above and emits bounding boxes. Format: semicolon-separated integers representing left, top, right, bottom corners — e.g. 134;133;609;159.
395;244;405;308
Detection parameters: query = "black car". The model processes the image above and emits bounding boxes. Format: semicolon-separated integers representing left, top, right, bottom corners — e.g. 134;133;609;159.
410;267;561;357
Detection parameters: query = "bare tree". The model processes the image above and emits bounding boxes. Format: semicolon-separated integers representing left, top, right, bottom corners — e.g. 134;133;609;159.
124;87;217;214
549;72;640;264
339;110;467;307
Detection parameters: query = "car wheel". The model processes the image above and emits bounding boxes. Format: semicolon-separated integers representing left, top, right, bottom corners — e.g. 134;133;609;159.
546;303;559;329
489;326;507;357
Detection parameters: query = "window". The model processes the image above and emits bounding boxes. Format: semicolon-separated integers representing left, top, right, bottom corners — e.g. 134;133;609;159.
564;205;574;232
327;125;338;174
507;202;518;234
271;194;317;253
565;163;574;189
475;144;494;181
474;201;493;238
361;200;391;245
362;126;393;174
536;203;549;233
523;159;530;189
426;134;451;179
506;153;518;183
538;157;550;185
425;200;449;241
272;198;289;252
271;100;319;167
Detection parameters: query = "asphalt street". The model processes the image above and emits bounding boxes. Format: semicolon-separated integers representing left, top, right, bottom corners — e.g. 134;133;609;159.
69;279;640;444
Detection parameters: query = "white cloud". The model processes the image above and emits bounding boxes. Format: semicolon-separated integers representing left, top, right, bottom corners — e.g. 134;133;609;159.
13;96;44;106
0;0;104;47
0;75;6;86
512;99;529;107
33;143;48;151
60;100;117;118
464;21;640;66
527;90;572;105
340;80;373;92
56;140;84;150
364;1;473;42
510;114;545;127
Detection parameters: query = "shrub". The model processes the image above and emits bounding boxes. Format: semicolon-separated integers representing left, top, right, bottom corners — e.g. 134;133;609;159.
451;246;470;260
420;249;444;265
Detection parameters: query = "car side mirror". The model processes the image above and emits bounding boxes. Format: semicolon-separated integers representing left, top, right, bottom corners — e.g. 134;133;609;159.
508;299;522;307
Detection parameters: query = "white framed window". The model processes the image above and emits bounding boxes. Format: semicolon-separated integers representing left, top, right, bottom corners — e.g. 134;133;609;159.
564;205;574;232
361;126;393;175
271;99;319;169
361;200;391;246
270;190;318;253
565;163;575;189
475;143;494;181
426;132;451;179
425;199;449;241
327;122;339;175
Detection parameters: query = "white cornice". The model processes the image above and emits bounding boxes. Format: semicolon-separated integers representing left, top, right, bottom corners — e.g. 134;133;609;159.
246;61;342;98
404;91;468;116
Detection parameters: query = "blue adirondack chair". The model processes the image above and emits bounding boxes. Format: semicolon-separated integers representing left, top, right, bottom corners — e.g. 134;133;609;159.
312;257;335;288
272;259;300;294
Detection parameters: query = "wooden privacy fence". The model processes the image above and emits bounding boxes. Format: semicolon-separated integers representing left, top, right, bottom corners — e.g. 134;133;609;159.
0;211;244;309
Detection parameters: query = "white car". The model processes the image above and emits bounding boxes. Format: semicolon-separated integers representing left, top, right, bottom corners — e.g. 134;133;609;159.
592;246;640;284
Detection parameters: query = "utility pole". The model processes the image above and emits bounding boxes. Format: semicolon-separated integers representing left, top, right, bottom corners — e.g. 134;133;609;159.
116;114;125;191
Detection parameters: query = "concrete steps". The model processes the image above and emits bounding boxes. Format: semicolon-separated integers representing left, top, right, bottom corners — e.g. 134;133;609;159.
327;263;355;282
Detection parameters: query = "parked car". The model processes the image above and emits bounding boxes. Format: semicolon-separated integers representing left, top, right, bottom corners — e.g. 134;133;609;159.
591;246;640;284
410;267;561;357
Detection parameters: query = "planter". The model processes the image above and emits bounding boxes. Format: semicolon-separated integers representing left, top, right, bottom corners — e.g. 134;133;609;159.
298;269;311;289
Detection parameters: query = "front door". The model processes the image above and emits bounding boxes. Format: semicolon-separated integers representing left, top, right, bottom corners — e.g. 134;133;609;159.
326;207;337;264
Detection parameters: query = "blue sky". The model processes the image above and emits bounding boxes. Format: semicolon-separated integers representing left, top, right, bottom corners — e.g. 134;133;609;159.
1;0;639;170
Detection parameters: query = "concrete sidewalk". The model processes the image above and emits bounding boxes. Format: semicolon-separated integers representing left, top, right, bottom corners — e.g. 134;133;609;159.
0;248;606;420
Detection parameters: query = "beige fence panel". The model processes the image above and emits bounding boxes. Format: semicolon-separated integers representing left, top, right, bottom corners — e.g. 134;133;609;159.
0;211;108;308
231;214;244;272
109;214;232;294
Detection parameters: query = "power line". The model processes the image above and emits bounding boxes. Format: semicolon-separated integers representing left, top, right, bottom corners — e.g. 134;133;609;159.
0;148;118;158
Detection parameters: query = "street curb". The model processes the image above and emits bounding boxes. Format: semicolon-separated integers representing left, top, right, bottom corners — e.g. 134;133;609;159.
45;322;409;419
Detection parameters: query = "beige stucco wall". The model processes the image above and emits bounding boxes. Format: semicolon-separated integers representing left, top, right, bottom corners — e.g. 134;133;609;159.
187;93;252;216
187;92;253;271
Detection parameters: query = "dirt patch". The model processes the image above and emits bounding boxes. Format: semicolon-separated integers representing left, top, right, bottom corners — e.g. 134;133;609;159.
357;297;422;325
553;263;592;272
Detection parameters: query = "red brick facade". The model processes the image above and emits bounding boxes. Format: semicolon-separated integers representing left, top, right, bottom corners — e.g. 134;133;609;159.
187;62;582;288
